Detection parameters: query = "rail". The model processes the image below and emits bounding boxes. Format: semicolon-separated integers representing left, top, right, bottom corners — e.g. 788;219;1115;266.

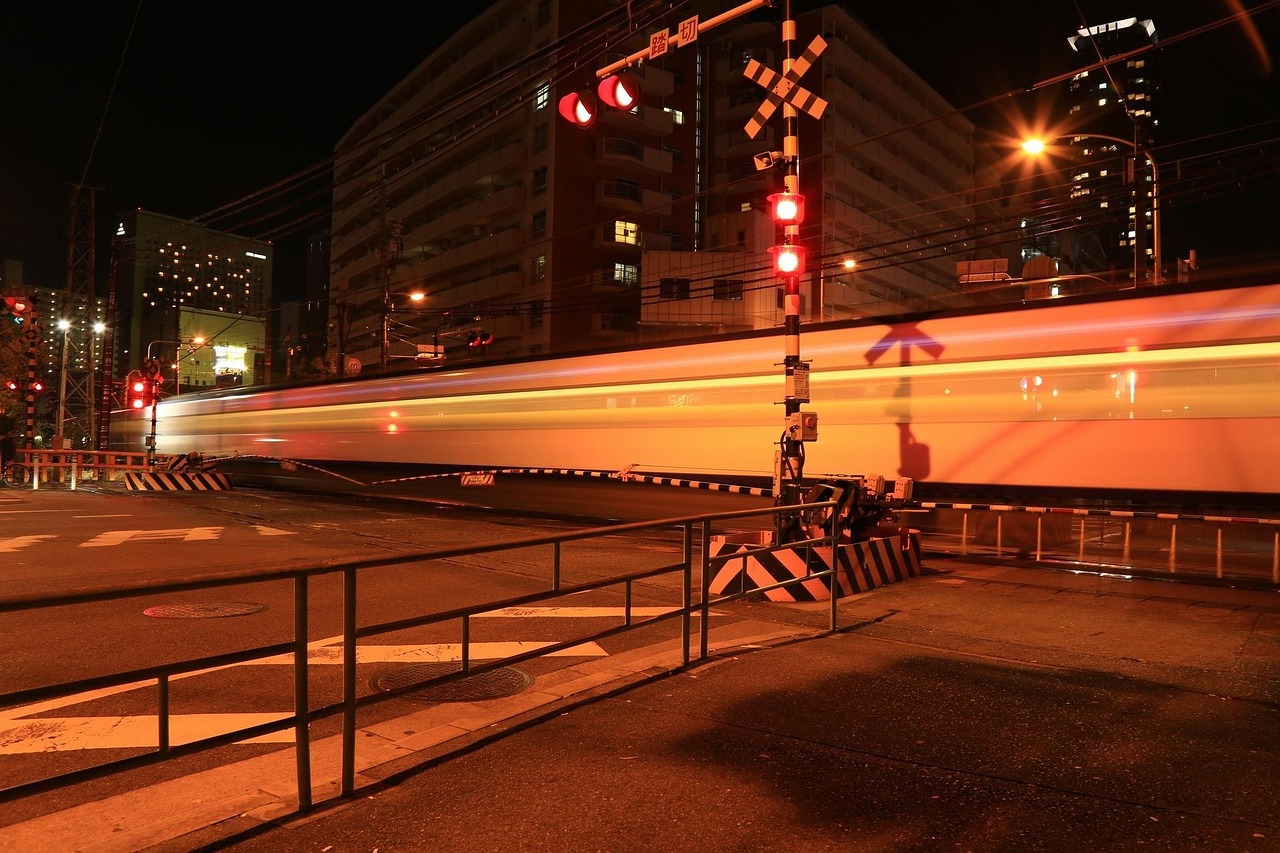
0;500;840;811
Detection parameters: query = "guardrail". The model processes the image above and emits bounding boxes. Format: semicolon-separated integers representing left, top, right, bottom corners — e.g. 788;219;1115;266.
905;500;1280;586
5;448;155;488
0;500;840;812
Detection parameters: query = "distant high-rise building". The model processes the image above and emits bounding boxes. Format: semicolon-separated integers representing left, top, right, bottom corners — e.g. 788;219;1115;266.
1062;17;1160;280
111;209;273;391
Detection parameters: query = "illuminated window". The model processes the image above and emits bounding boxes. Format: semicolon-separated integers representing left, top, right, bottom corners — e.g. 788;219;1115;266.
613;263;638;285
614;220;638;244
534;81;549;111
533;254;546;282
664;107;684;125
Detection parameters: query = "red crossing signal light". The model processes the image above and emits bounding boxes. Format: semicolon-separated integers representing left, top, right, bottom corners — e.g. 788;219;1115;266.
596;72;640;110
558;91;598;128
771;243;806;278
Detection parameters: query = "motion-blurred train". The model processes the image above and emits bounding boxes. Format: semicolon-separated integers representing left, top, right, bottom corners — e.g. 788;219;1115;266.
109;280;1280;506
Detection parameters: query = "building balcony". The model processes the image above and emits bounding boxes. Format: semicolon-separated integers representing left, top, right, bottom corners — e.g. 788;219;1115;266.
591;312;635;336
589;268;640;293
402;183;526;249
597;137;674;175
595;181;674;216
409;226;526;281
715;125;775;159
712;162;773;196
597;103;674;137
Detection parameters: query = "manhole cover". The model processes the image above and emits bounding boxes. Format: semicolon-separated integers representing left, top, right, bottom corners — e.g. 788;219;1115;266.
143;602;267;619
373;663;533;703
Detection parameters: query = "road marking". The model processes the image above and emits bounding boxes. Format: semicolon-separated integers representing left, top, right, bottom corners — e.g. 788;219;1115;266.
476;606;717;618
248;641;607;666
0;713;294;753
0;608;690;753
252;525;296;536
0;535;56;552
81;527;223;547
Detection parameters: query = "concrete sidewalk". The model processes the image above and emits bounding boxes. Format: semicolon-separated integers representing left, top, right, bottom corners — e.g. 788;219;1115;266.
8;561;1280;852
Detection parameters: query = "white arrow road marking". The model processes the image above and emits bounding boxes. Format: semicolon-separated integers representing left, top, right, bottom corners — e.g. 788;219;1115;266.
252;525;296;536
81;528;223;547
0;535;56;552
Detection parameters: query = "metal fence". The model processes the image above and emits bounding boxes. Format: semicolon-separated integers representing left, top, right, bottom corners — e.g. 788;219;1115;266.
0;500;839;811
905;502;1280;586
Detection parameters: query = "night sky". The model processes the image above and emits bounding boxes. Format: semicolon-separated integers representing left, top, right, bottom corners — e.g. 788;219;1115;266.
2;1;1276;294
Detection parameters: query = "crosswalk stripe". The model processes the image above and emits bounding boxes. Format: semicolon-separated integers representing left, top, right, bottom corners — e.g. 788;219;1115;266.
247;641;607;666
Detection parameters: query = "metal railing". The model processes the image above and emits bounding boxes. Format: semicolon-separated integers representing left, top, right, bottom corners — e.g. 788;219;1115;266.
4;448;151;489
0;500;839;811
907;502;1280;586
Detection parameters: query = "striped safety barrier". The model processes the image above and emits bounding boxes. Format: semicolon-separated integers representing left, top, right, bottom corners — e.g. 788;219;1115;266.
709;530;923;602
124;471;234;492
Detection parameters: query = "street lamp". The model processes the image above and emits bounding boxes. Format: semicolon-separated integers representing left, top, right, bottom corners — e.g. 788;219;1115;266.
1021;135;1162;285
54;319;72;447
381;290;426;371
88;321;105;448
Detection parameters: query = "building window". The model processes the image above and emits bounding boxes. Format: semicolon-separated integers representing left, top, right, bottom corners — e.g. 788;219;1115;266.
662;145;684;163
660;277;691;300
530;298;545;328
533;124;548;152
533;166;548;195
533;210;547;238
614;220;638;245
713;279;744;301
533;254;546;282
613;263;638;286
664;107;685;125
661;228;684;249
534;81;550;111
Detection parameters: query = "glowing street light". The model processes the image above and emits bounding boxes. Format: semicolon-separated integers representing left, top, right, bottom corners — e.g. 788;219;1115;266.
1021;135;1162;285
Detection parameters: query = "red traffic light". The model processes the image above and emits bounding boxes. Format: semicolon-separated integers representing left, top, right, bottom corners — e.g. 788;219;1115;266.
771;243;807;278
3;378;17;392
769;192;805;226
596;72;640;110
29;379;44;393
558;91;598;128
3;295;31;323
467;330;494;350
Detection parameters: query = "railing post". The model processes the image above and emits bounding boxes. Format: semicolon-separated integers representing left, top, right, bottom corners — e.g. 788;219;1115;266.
1123;521;1131;564
294;575;312;811
1035;515;1042;562
699;520;712;661
1216;527;1223;579
342;567;357;796
961;511;968;555
1169;523;1178;574
681;521;692;666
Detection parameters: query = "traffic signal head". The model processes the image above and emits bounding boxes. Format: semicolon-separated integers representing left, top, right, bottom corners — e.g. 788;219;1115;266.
771;243;807;278
558;91;598;128
597;72;640;110
2;296;31;324
127;376;148;409
467;330;494;350
769;192;806;227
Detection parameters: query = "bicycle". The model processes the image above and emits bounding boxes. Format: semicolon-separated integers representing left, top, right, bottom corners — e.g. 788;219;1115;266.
2;460;30;487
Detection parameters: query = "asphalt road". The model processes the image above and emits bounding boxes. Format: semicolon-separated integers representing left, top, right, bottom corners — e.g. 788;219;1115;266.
2;484;1278;852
